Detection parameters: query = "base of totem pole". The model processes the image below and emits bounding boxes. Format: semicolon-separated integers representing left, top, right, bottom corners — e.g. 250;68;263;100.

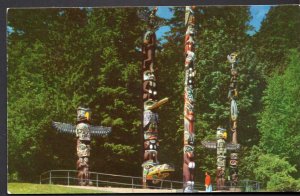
145;179;164;189
179;189;199;193
146;180;157;189
183;185;197;193
183;190;198;193
79;180;93;186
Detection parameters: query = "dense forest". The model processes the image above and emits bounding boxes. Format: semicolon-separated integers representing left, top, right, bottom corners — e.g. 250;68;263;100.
7;6;300;191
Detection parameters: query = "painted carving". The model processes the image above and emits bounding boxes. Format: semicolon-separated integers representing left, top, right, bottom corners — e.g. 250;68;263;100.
183;6;197;193
216;167;225;190
52;107;112;186
141;7;174;188
216;127;227;190
142;8;157;73
228;52;239;186
143;70;157;101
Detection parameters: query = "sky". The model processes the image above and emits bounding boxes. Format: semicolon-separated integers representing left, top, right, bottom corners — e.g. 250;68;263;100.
248;6;271;35
7;6;271;38
156;6;271;39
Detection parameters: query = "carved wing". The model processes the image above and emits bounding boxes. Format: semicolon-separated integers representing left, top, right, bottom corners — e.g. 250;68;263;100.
202;141;217;149
52;121;76;134
90;125;112;137
226;143;241;151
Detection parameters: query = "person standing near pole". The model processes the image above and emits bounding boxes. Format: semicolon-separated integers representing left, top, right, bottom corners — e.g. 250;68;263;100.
205;172;212;192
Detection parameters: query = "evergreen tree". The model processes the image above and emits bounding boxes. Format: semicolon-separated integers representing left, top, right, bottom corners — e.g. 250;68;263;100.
7;6;300;189
156;6;257;181
8;8;145;181
254;5;300;74
258;50;300;176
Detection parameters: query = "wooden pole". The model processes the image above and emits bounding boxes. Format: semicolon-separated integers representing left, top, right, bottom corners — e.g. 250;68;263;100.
183;6;196;193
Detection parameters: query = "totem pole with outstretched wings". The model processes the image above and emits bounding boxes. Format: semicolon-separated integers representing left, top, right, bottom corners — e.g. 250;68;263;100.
201;52;241;190
52;107;112;186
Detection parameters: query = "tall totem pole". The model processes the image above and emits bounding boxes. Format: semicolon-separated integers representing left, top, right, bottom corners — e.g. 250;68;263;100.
227;52;239;186
201;53;241;190
183;6;196;193
52;107;112;186
141;7;174;188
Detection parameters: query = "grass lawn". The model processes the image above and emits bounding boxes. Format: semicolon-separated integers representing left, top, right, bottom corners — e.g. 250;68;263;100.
8;183;110;194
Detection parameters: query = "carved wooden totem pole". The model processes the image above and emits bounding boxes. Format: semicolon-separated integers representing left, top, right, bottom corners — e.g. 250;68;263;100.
227;52;239;186
53;107;112;186
202;64;241;189
216;127;227;190
201;53;242;190
183;6;197;193
141;7;174;188
202;127;240;190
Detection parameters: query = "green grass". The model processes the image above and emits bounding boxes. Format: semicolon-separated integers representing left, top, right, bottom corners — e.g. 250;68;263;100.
8;183;110;194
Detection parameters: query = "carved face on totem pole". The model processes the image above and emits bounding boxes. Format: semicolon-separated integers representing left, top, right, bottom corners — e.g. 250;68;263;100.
143;70;155;81
230;153;238;160
76;123;91;141
217;127;227;140
227;52;238;64
217;167;225;177
143;71;157;100
185;51;195;67
229;152;239;183
144;30;155;45
186;25;195;35
184;144;194;154
77;107;91;123
184;131;195;145
143;150;158;163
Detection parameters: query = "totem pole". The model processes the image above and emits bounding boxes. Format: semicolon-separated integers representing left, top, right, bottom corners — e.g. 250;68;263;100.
216;127;227;190
183;6;196;193
201;53;242;190
141;7;174;188
202;127;240;190
52;107;112;186
227;52;239;186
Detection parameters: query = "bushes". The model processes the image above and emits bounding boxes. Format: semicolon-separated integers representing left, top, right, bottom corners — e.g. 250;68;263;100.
267;173;300;192
252;152;299;191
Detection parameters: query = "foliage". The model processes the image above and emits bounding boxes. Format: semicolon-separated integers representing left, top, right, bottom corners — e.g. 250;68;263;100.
239;6;300;187
267;174;300;192
157;6;260;180
258;50;300;174
238;145;263;180
7;5;300;188
254;153;298;191
8;8;145;181
254;6;300;74
239;145;300;192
